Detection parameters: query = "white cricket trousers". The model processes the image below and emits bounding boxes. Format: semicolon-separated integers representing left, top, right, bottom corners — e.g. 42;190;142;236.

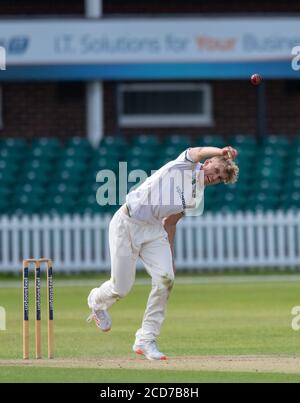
88;207;174;342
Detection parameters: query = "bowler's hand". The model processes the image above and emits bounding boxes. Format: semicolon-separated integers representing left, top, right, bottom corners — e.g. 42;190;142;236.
222;146;238;160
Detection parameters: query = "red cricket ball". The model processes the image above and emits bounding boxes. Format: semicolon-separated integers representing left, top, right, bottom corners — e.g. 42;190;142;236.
251;74;262;86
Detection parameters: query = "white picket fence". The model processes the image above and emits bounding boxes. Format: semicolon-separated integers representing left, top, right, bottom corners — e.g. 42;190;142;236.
0;210;300;273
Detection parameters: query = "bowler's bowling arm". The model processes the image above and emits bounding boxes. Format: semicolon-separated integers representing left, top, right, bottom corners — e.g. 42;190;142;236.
189;146;238;163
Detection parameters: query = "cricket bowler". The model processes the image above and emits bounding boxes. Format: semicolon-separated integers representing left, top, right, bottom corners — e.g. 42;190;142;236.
88;146;239;360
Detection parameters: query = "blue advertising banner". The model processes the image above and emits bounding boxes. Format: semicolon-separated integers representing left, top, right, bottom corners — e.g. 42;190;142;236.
0;18;299;80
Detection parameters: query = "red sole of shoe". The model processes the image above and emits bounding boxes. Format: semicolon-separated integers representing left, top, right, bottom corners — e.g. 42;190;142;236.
135;349;167;360
135;349;144;356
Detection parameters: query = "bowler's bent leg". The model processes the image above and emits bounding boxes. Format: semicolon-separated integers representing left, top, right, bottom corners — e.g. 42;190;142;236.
88;210;137;312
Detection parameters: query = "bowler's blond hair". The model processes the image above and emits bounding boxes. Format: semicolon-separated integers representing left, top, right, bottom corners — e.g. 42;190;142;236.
211;156;239;185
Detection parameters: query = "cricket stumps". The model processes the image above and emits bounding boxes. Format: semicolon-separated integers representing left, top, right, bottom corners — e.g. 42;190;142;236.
22;258;54;360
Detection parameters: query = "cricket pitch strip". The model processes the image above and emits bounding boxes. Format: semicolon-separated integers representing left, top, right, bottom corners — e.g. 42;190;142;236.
1;355;300;374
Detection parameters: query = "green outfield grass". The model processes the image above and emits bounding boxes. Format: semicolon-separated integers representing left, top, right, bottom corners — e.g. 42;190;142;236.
1;275;300;383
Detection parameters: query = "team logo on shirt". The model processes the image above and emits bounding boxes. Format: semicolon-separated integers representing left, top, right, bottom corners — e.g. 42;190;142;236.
176;186;186;211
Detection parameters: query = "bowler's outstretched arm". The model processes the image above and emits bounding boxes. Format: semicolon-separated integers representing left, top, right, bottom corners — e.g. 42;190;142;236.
163;213;184;273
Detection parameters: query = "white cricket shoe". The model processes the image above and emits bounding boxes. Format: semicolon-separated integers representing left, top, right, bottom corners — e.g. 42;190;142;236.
133;340;167;361
87;310;112;333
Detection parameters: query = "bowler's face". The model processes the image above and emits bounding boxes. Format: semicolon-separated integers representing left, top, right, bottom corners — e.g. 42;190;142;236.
203;159;227;186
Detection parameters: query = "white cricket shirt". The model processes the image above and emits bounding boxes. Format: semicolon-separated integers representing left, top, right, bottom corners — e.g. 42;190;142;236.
126;149;204;224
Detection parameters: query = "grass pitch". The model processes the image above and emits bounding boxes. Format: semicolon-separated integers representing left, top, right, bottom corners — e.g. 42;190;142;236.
1;274;300;383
